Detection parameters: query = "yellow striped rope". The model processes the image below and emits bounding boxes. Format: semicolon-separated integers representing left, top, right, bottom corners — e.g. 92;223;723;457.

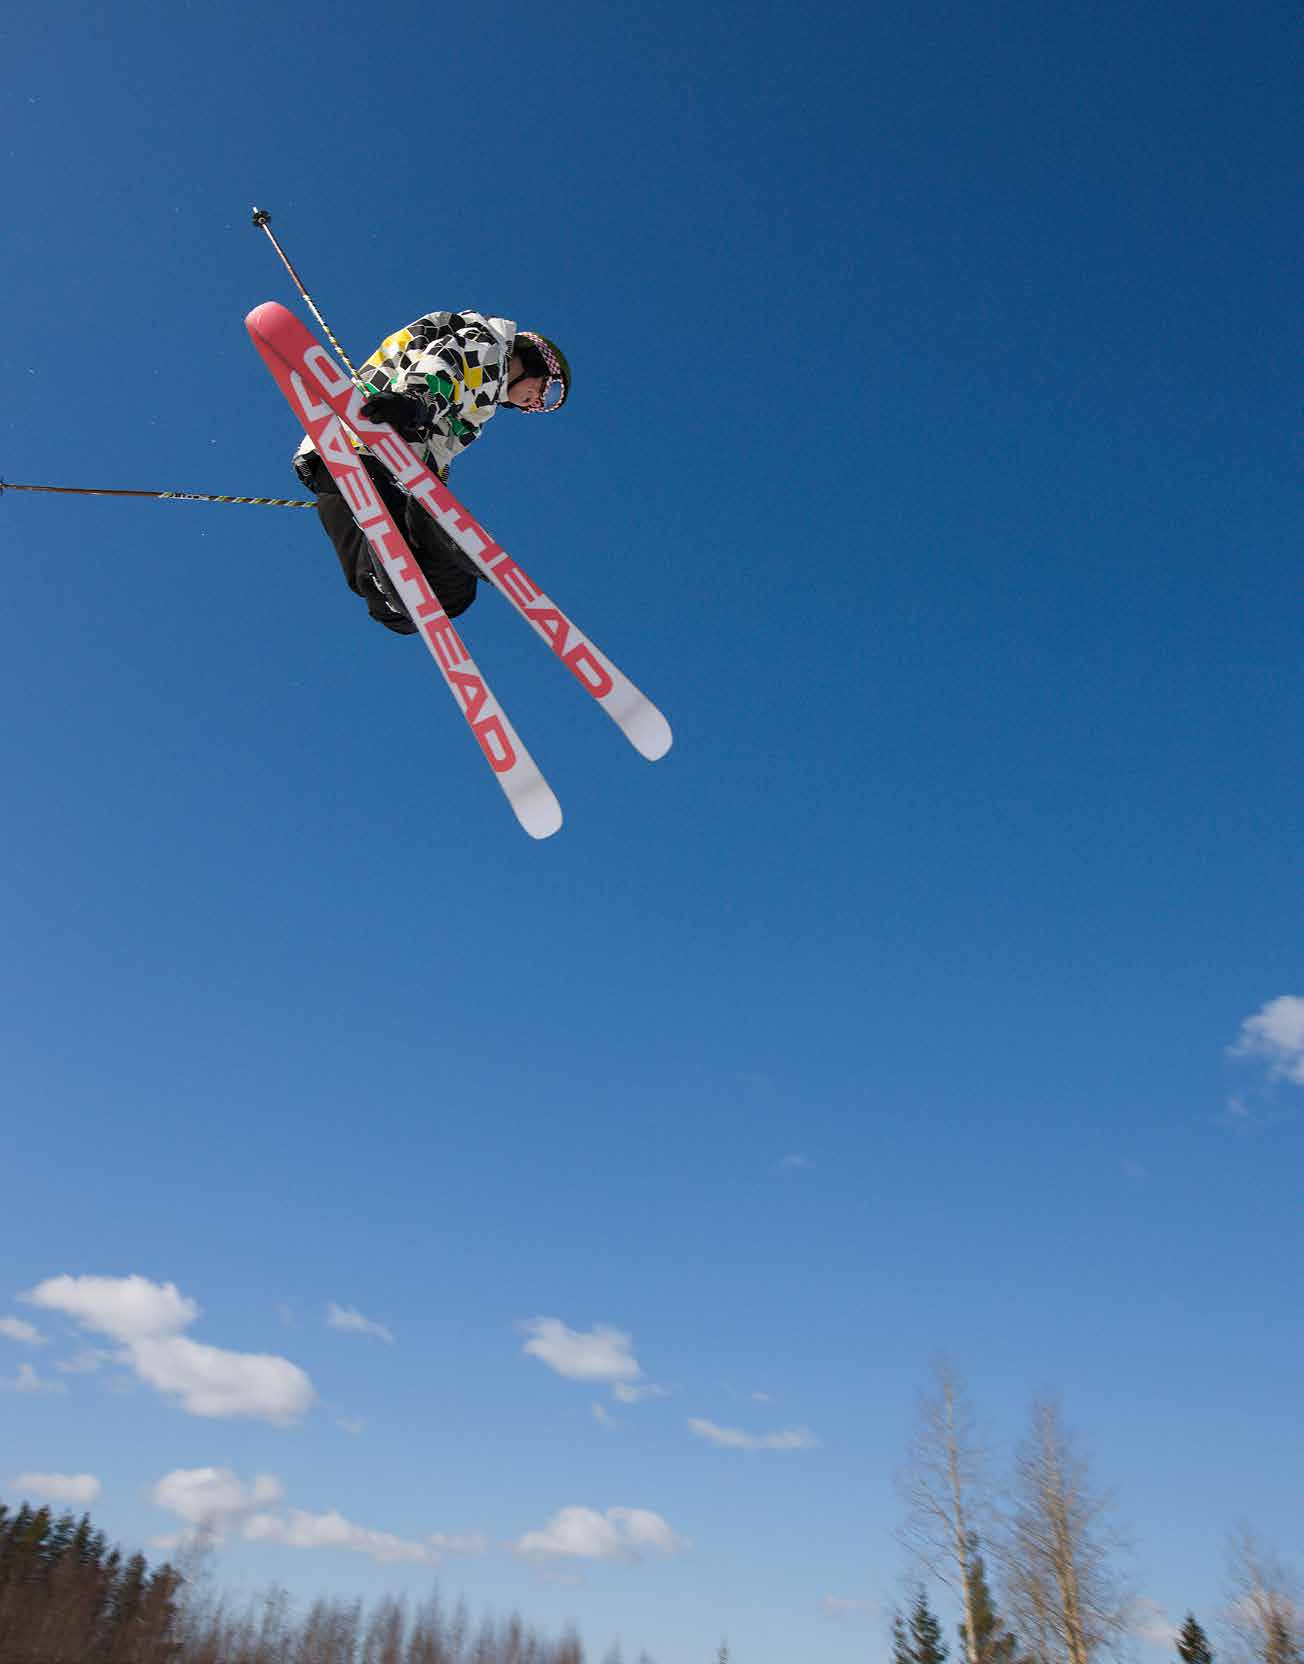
1;481;315;507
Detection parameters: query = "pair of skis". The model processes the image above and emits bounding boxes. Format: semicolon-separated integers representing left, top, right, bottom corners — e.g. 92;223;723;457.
246;301;671;839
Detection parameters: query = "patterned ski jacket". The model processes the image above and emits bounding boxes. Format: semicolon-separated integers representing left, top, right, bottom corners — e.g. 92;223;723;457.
295;309;518;482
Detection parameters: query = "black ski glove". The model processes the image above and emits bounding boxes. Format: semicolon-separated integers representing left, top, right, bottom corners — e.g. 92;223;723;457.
359;390;432;441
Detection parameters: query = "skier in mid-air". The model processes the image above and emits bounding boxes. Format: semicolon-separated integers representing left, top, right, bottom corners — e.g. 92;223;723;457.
293;310;571;633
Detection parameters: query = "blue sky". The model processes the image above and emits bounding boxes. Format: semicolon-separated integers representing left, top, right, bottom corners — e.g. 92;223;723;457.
2;0;1302;1659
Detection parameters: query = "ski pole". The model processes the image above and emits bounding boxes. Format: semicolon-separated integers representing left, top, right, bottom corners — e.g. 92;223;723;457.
0;479;314;508
250;206;363;385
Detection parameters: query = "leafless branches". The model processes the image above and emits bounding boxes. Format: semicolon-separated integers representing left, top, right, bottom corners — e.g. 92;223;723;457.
898;1361;993;1664
1224;1525;1303;1664
999;1401;1133;1664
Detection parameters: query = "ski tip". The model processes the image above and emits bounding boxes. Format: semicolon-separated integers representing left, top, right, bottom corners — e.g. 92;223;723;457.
244;299;293;342
626;705;674;762
513;780;564;841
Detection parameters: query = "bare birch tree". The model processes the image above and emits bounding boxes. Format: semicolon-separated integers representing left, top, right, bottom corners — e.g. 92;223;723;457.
898;1360;991;1664
1225;1526;1303;1664
1000;1400;1132;1664
362;1594;408;1664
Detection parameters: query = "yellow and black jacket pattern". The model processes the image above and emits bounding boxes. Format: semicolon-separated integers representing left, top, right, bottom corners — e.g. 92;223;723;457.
295;309;517;483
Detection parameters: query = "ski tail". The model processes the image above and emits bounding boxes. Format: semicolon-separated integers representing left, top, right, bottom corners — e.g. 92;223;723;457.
246;303;562;841
247;301;671;763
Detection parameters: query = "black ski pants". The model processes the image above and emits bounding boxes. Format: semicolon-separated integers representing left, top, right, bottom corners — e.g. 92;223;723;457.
304;452;479;634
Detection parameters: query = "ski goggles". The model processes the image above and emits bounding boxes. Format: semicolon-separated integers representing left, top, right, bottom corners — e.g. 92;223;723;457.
513;331;570;413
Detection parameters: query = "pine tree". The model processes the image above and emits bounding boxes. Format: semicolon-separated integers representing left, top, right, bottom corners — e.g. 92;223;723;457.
41;1510;77;1570
962;1536;1023;1664
1178;1615;1213;1664
7;1505;52;1587
0;1503;30;1587
69;1512;97;1566
911;1588;951;1664
137;1563;184;1663
104;1550;149;1660
895;1593;954;1664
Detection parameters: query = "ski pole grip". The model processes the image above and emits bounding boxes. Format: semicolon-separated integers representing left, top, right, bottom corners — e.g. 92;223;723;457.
251;206;272;228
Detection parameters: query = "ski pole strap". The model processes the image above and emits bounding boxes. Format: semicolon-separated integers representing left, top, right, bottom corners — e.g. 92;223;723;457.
0;480;315;507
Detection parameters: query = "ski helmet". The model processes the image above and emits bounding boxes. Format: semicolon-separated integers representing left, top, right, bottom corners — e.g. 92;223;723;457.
511;330;571;413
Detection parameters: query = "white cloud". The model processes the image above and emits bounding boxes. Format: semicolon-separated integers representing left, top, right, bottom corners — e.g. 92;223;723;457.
1;1363;67;1395
427;1531;489;1556
56;1350;110;1375
521;1514;614;1561
1230;996;1304;1084
246;1509;425;1564
609;1508;685;1553
611;1381;670;1404
1218;1092;1287;1133
152;1469;485;1568
592;1402;616;1428
688;1418;818;1451
0;1317;45;1345
518;1319;642;1384
1121;1160;1148;1182
1133;1599;1178;1648
23;1275;198;1341
148;1532;189;1553
244;1509;487;1567
326;1304;393;1344
21;1276;314;1424
336;1417;366;1436
514;1505;687;1561
11;1472;102;1505
778;1153;815;1172
131;1336;314;1423
152;1467;285;1536
822;1595;876;1620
